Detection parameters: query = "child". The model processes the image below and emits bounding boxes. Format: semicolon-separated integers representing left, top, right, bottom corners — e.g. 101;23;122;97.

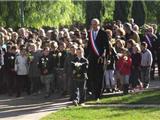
38;47;54;98
130;44;142;90
140;42;153;88
116;48;132;94
64;45;77;100
126;39;136;54
15;46;30;97
56;42;68;95
28;43;42;94
50;41;58;93
71;47;88;106
104;42;118;92
115;39;125;53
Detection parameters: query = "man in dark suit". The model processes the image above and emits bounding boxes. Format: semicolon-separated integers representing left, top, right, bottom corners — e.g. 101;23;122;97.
86;18;109;100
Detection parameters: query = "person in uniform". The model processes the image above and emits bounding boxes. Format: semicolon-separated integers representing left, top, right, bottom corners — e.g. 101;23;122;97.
72;47;88;106
38;47;54;98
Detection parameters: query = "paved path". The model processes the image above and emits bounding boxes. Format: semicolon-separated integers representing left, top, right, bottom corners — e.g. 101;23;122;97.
0;93;72;120
0;80;159;120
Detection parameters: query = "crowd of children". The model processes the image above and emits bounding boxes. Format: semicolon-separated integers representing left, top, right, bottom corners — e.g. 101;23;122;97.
0;18;159;105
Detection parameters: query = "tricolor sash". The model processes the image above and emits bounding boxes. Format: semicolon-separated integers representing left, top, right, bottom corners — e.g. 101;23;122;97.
90;31;100;56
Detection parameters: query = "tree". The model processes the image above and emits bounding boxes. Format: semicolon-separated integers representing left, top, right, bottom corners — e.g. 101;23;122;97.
23;0;85;28
0;1;8;26
6;1;20;27
101;0;114;23
145;1;160;24
131;1;146;26
113;0;131;23
85;0;103;28
0;1;86;28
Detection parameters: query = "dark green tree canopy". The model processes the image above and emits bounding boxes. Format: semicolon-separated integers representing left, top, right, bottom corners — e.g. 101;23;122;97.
0;1;159;28
85;0;103;28
131;1;146;26
113;1;131;23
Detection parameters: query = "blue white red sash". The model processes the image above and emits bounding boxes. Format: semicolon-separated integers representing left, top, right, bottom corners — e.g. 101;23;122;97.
90;31;100;56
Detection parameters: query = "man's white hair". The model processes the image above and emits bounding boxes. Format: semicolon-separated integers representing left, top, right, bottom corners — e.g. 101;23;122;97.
91;18;100;25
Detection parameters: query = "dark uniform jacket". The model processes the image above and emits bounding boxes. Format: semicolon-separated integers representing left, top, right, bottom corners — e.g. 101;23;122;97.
38;55;54;75
49;50;58;68
106;48;118;70
56;50;68;68
71;57;88;80
4;52;15;71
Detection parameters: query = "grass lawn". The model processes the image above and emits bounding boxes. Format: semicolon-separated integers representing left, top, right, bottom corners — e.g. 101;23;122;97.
41;107;160;120
87;89;160;104
41;89;160;120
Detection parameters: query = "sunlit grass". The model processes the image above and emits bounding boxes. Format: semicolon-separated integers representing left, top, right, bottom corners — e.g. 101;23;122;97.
41;107;160;120
88;89;160;104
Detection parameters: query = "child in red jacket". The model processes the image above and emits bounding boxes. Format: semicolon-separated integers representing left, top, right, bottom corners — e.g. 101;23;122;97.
116;48;132;94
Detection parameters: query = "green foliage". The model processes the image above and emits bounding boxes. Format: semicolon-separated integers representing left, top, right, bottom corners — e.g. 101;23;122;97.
0;1;8;26
24;0;85;28
85;0;115;28
6;1;20;27
101;0;115;23
88;89;160;104
41;107;160;120
0;1;160;28
113;0;131;23
0;0;85;28
72;1;85;24
131;1;146;26
85;0;103;28
145;1;160;24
